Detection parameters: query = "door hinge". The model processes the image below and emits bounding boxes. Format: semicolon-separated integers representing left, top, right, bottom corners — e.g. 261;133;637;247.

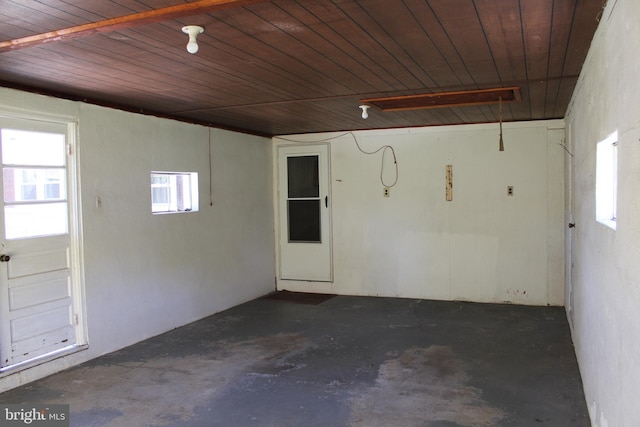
67;144;73;156
73;314;79;325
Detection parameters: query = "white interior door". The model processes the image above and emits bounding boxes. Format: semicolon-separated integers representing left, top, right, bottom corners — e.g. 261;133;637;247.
0;116;84;369
278;144;332;282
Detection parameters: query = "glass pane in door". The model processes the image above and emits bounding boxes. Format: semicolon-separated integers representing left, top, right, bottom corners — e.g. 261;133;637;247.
4;203;68;239
287;155;321;243
288;200;321;242
3;168;67;202
1;129;65;166
287;156;319;198
1;130;68;240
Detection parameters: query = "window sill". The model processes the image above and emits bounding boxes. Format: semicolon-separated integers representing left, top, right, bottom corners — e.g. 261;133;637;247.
152;210;198;215
597;218;617;230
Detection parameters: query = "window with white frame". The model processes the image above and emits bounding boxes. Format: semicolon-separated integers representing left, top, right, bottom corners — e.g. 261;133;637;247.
1;128;68;239
151;172;199;214
595;131;618;229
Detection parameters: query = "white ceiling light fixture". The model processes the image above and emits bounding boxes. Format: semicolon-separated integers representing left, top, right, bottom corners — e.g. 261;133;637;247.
359;104;370;119
182;25;204;54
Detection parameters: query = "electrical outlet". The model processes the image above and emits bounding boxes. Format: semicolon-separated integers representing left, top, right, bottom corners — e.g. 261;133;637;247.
383;187;390;197
507;186;514;196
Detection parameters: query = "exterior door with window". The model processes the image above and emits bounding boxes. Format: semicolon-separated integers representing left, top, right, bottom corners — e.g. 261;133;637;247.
0;117;84;369
278;144;332;282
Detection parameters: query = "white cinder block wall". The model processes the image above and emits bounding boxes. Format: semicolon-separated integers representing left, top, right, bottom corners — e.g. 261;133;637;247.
275;120;566;306
565;0;640;425
0;88;276;391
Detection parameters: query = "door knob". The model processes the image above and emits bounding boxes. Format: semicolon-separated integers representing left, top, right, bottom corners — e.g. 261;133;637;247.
0;255;10;262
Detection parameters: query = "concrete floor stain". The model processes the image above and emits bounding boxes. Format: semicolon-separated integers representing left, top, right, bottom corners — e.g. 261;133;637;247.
6;333;309;427
348;345;505;427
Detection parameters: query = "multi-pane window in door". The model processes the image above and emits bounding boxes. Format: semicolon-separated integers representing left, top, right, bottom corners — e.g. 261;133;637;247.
1;129;68;239
287;155;321;243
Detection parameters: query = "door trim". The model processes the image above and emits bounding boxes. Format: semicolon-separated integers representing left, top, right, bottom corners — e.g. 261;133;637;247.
276;143;333;283
0;110;88;374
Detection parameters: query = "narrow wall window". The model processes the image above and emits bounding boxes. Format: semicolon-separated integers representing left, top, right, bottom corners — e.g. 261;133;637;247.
595;131;617;229
151;172;199;214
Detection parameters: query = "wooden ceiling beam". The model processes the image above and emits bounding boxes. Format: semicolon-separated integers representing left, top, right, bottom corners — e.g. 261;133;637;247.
0;0;267;52
361;87;522;111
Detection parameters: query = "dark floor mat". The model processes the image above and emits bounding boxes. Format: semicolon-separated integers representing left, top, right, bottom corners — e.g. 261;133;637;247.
260;290;336;305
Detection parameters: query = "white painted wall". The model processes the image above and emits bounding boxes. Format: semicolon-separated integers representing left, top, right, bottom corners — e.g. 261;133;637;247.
275;120;565;306
0;88;275;391
565;0;640;425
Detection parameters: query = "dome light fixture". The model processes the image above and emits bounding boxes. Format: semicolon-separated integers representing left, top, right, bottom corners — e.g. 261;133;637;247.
182;25;204;54
359;105;370;119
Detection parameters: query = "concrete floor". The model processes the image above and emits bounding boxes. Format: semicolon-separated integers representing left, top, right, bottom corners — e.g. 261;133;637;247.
0;294;589;426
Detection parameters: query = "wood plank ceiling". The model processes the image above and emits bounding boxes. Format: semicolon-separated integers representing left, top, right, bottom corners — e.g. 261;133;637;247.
0;0;606;137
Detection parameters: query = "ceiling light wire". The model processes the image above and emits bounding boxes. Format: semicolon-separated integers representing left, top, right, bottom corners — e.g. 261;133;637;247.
274;132;399;189
349;132;398;188
208;127;213;206
498;96;504;152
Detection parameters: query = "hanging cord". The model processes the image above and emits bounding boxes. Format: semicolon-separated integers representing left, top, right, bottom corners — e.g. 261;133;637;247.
349;132;399;188
274;132;399;189
498;96;504;152
274;132;351;144
208;127;213;206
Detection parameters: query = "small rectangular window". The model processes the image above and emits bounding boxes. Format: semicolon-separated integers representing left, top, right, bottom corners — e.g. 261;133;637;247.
595;131;617;230
151;172;199;214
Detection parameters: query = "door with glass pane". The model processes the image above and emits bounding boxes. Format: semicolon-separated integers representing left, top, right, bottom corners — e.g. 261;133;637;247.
278;144;332;282
0;117;82;369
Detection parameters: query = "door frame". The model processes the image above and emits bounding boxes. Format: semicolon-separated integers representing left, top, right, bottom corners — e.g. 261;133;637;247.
274;142;333;287
0;108;87;374
565;123;576;329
